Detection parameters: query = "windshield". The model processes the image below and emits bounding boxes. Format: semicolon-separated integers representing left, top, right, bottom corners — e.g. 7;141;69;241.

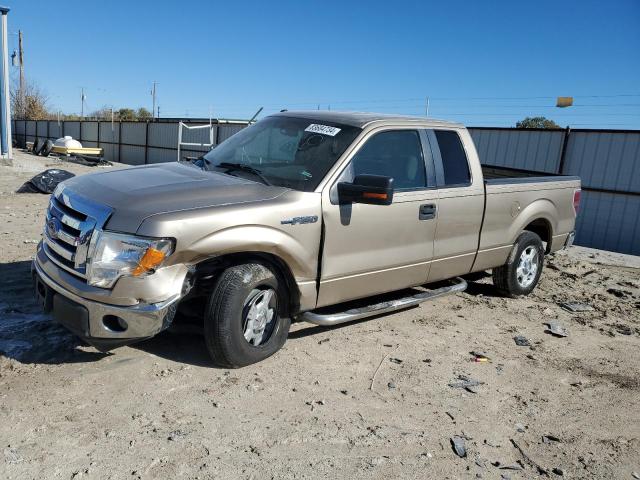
203;116;361;191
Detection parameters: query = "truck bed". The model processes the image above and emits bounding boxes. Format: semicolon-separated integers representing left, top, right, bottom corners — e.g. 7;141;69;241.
482;165;579;185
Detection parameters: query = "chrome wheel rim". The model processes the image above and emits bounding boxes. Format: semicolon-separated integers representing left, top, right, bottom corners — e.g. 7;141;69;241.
516;246;539;288
242;288;277;346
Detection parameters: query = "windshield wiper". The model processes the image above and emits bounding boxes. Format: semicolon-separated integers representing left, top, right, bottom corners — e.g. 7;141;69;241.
216;162;272;186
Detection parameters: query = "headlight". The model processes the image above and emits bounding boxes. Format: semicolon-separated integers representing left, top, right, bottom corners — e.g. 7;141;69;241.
86;231;174;288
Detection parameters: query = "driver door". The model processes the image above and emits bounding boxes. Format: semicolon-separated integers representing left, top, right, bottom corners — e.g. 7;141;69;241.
317;128;439;307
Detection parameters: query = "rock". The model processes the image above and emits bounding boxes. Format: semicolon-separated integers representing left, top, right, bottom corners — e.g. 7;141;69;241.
632;472;640;479
515;423;526;433
552;467;564;476
559;301;593;313
513;335;531;347
450;436;466;457
546;322;569;337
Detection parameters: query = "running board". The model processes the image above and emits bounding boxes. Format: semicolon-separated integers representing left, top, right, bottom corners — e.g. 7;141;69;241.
301;277;467;327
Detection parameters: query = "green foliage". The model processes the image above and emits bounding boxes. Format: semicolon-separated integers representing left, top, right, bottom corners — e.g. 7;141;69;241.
117;108;136;121
516;117;561;129
136;107;153;120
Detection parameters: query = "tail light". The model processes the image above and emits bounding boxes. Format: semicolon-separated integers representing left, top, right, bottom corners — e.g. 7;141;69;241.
573;189;581;215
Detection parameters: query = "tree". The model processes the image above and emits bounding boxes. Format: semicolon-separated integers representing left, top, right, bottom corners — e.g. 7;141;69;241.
10;79;50;120
136;107;152;120
88;106;114;120
516;116;561;129
117;108;136;121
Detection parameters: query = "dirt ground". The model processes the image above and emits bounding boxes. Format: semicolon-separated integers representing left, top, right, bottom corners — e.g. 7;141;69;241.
1;150;639;479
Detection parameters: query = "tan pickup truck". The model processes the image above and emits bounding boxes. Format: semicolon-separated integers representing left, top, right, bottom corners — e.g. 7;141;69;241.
33;111;581;367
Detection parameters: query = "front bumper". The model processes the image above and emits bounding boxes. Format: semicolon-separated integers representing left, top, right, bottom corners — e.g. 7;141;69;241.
32;257;181;351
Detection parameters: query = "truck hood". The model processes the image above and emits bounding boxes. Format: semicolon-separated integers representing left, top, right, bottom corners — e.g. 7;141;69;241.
63;162;289;232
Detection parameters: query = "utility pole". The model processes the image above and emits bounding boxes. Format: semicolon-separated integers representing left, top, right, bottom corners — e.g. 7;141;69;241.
18;30;24;117
151;81;157;120
157;105;160;119
80;87;86;118
425;97;430;117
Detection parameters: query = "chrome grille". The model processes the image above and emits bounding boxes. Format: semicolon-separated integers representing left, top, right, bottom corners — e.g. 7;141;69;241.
42;188;113;280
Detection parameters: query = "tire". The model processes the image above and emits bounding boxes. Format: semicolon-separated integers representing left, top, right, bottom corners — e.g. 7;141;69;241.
32;137;44;154
41;140;54;157
204;262;291;368
492;231;544;297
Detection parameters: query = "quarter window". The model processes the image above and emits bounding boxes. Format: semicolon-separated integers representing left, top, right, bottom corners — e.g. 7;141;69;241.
349;130;427;190
434;130;470;186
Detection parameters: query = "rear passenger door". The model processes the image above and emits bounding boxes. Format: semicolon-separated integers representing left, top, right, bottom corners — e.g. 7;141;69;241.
425;129;484;282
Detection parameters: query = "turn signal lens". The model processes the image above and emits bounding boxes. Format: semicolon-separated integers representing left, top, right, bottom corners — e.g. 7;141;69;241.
132;248;166;276
363;192;388;200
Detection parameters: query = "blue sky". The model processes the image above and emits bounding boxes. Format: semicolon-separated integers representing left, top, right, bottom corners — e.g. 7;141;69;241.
6;0;640;127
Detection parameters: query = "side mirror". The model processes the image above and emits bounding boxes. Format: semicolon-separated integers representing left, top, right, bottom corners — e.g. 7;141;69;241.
337;174;394;205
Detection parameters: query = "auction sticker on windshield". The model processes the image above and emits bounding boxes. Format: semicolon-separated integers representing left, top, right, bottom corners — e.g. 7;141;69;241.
305;124;341;136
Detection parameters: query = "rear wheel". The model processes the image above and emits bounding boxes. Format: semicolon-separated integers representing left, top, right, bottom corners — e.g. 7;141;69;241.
492;231;544;297
204;262;290;368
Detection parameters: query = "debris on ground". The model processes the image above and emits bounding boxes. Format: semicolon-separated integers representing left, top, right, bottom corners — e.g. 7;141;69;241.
559;301;594;313
16;169;75;194
552;467;565;476
513;335;531;346
470;351;491;363
515;422;526;433
389;357;403;364
607;287;630;299
448;374;484;393
546;322;569;337
510;438;549;476
542;434;561;443
450;436;467;457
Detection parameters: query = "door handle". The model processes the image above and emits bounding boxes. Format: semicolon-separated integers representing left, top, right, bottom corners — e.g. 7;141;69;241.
419;203;436;220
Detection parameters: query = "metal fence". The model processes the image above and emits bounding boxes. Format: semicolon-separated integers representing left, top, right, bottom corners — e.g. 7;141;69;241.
12;118;248;165
469;127;640;255
11;120;640;256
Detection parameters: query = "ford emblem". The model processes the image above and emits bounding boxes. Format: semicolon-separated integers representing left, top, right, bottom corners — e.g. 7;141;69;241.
46;217;61;240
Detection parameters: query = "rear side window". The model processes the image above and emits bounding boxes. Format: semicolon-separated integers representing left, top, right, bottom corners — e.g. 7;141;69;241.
434;130;470;186
350;130;427;190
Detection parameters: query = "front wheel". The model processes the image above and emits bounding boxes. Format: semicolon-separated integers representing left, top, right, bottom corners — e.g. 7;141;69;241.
492;231;544;297
204;262;290;368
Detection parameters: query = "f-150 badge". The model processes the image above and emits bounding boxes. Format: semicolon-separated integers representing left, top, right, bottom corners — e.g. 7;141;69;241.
281;215;318;225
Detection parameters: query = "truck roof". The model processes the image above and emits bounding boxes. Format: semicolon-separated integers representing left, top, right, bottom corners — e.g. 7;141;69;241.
270;110;464;129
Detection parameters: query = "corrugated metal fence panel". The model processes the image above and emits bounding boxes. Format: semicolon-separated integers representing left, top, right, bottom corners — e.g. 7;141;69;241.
81;122;99;142
14;120;24;135
120;122;147;146
147;147;177;164
65;122;80;140
563;131;640;194
575;190;640;255
26;121;36;136
98;122;120;143
120;145;145;165
49;122;62;139
36;121;48;137
468;128;564;173
218;124;245;143
148;122;178;149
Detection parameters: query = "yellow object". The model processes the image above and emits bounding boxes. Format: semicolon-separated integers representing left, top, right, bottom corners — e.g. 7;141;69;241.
556;97;573;108
25;142;103;156
51;145;103;155
132;248;166;276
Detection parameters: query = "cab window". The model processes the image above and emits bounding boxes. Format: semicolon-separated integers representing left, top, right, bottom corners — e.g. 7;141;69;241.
347;130;427;190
